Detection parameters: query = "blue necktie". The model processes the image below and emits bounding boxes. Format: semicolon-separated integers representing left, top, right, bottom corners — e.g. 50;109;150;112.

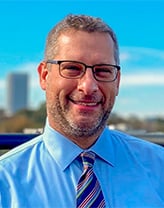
76;151;106;208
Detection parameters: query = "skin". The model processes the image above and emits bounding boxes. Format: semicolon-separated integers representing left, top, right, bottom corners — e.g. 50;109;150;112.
38;30;120;149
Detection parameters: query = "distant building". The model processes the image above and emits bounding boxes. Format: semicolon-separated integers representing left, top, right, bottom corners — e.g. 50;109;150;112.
7;73;29;115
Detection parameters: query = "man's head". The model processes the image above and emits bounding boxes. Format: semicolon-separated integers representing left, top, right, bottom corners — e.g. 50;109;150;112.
38;14;121;148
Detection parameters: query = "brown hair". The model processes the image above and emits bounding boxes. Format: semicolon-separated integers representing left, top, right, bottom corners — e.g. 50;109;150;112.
44;14;119;64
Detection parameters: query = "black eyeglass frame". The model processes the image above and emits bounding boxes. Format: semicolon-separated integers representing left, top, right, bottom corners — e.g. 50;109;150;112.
46;60;121;82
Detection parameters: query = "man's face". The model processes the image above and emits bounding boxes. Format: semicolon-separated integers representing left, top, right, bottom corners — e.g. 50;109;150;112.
38;30;120;146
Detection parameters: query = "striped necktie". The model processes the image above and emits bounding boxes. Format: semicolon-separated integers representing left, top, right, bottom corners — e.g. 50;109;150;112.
76;151;105;208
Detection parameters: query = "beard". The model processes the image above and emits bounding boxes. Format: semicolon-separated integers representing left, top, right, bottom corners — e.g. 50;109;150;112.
47;95;113;139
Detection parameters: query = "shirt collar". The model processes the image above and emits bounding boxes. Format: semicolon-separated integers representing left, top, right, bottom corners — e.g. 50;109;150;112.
43;120;115;171
88;127;115;167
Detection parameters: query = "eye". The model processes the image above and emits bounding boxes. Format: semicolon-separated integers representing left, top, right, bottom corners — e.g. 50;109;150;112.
61;62;83;77
94;66;113;77
96;67;112;73
65;64;81;71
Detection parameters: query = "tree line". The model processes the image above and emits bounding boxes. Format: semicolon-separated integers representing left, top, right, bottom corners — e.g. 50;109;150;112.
0;102;164;133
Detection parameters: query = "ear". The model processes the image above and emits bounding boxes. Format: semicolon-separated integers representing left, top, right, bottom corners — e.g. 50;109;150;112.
37;61;48;90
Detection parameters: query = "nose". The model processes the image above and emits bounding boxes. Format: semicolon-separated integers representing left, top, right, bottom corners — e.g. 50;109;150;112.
77;68;99;95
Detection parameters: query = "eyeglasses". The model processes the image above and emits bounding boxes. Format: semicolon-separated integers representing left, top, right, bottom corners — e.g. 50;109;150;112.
46;60;120;82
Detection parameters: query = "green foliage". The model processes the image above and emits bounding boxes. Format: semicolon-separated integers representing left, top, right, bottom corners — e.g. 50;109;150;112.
0;102;46;133
0;103;164;133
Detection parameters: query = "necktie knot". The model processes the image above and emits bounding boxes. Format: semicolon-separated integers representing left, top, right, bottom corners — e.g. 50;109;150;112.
81;151;95;170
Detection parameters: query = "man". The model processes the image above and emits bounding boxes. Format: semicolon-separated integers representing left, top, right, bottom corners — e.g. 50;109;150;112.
0;14;164;208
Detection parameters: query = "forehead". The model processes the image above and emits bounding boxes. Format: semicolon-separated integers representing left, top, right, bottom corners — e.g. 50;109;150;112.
56;31;115;63
58;30;114;47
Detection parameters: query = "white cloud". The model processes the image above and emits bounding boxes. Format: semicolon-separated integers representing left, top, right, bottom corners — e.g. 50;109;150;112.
121;73;164;86
119;47;164;86
120;47;164;66
119;52;131;62
0;79;5;89
120;46;164;60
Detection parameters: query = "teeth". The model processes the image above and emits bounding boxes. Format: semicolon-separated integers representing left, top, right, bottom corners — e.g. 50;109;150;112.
78;102;97;106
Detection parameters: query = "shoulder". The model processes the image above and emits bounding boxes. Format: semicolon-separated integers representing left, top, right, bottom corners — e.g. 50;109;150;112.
106;128;164;161
0;134;43;167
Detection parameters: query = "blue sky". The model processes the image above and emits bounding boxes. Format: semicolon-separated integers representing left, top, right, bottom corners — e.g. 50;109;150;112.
0;0;164;118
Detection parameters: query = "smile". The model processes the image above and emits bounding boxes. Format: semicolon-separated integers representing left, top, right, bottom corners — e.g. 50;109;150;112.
69;97;102;107
74;101;98;106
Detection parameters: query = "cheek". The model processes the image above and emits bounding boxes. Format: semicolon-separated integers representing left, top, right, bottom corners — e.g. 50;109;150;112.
47;77;76;102
102;85;118;105
45;76;60;102
47;72;65;91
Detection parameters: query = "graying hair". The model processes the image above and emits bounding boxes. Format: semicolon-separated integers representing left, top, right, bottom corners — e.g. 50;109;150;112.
44;14;120;64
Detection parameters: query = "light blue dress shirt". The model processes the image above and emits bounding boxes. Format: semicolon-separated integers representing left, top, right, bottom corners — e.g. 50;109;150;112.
0;121;164;208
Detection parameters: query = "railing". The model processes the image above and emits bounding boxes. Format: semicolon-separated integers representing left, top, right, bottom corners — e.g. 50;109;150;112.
130;132;164;147
0;133;40;149
0;132;164;150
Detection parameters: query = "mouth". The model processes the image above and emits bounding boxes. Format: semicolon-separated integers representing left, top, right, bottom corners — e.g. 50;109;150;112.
69;97;102;107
